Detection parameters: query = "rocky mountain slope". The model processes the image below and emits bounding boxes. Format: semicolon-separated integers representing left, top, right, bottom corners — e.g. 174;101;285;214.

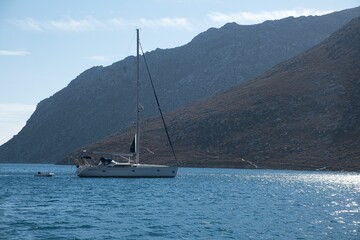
70;17;360;171
1;7;359;163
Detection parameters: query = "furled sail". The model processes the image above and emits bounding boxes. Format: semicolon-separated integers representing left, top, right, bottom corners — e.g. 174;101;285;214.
130;136;135;153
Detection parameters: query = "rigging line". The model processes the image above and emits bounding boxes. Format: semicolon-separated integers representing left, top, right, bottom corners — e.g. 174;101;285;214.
139;42;180;166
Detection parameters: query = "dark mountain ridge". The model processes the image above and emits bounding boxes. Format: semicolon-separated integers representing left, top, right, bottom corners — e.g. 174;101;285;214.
1;6;359;163
71;16;360;171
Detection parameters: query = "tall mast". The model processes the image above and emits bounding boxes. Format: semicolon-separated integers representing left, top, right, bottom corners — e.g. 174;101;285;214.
135;29;140;164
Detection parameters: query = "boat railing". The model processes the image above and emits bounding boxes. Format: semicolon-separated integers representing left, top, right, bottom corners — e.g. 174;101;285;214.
93;151;135;163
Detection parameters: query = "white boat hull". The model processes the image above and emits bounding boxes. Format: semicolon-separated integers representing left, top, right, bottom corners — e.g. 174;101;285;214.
76;164;177;178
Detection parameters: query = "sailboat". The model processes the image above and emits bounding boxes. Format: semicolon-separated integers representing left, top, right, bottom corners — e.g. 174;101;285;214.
76;29;178;178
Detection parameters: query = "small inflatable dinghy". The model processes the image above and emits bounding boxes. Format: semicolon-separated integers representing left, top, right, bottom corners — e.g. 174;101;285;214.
34;171;54;177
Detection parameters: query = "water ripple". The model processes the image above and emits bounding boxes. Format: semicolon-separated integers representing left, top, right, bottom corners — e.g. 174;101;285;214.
0;164;359;239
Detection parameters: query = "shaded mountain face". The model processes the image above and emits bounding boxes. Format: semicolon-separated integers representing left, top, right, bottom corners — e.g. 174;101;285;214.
1;7;360;163
72;17;360;171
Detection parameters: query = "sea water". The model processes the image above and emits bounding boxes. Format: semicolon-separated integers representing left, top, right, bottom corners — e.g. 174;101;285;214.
0;164;359;239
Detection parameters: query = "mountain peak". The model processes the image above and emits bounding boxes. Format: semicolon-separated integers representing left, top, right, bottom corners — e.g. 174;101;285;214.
74;16;360;171
1;7;359;165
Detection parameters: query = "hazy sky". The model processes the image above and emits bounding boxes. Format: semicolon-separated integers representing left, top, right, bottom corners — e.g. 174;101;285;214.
0;0;359;145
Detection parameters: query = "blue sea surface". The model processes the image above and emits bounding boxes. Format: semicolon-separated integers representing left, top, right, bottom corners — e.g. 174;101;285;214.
0;164;359;239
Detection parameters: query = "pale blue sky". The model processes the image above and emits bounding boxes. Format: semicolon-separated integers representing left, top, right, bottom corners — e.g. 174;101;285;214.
0;0;359;145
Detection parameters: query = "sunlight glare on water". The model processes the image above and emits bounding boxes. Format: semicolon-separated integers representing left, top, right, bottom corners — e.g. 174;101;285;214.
0;164;359;239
